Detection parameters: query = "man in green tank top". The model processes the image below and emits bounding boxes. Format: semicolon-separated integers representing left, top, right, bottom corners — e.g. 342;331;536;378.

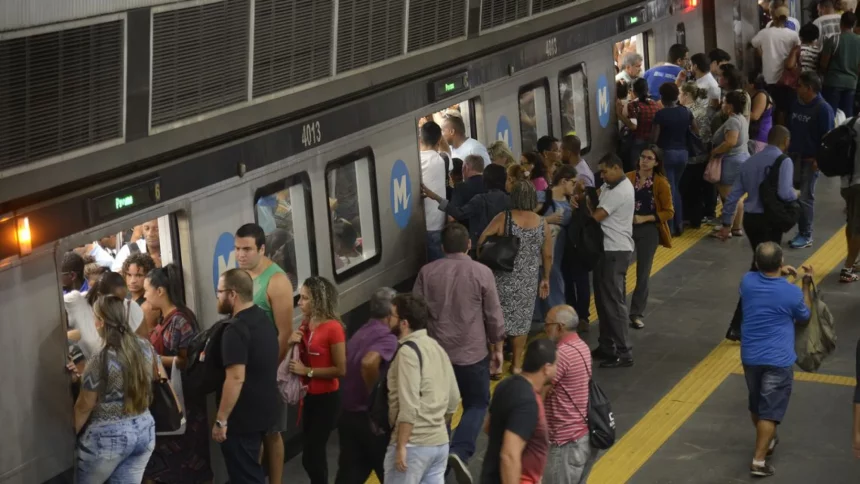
234;223;294;484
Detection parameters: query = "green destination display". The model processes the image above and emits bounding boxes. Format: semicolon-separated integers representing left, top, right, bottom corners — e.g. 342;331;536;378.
88;178;161;224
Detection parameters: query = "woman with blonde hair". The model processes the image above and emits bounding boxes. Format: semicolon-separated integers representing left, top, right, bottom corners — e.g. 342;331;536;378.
487;140;516;167
478;180;552;374
74;295;159;483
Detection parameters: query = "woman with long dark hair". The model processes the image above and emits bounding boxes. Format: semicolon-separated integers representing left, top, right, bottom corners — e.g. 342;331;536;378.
143;264;212;484
288;276;346;484
74;295;157;483
625;146;675;329
520;151;549;191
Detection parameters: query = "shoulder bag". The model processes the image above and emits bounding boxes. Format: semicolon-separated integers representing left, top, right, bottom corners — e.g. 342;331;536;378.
149;343;185;434
703;154;723;184
277;344;308;405
478;210;520;272
557;343;616;450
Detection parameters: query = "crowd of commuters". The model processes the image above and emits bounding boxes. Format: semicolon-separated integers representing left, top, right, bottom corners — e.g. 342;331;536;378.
61;2;860;482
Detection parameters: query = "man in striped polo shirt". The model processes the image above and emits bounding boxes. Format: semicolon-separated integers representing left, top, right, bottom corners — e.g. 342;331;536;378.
543;305;597;483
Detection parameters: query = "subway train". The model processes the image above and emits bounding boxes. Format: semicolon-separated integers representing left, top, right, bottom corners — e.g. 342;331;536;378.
0;0;761;482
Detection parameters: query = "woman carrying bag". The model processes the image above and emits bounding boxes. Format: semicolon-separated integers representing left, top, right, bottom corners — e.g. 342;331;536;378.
708;91;750;238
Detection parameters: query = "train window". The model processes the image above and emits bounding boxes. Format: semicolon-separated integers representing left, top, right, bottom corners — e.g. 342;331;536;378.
558;64;591;152
253;173;317;294
325;152;381;279
424;100;477;139
676;23;686;46
518;81;551;154
61;215;177;364
614;34;648;74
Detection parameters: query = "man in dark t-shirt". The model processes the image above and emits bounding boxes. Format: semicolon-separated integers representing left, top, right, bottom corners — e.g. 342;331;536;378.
212;269;279;484
481;339;557;484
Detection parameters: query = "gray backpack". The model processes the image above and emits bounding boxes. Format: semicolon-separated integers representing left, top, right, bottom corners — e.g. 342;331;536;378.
794;282;836;372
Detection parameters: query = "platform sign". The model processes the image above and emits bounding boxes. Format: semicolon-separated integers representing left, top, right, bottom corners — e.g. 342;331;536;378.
212;232;236;293
390;159;412;229
496;115;513;150
596;74;610;128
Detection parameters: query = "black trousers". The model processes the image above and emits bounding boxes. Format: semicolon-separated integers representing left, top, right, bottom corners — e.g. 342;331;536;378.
682;162;717;225
729;213;785;333
303;391;341;484
334;411;389;484
221;431;266;484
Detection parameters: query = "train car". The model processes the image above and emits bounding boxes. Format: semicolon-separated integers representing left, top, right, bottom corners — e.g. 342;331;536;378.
0;0;755;482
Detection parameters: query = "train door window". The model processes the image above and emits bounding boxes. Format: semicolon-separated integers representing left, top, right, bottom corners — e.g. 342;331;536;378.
325;152;381;279
423;99;478;140
519;81;551;154
558;64;590;152
62;214;178;364
676;23;686;46
253;174;317;294
614;34;648;75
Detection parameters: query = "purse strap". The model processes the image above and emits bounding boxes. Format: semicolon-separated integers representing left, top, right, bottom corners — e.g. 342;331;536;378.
504;210;513;237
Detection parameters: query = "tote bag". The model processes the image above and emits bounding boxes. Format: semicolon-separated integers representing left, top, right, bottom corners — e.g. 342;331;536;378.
703;155;723;184
150;346;186;435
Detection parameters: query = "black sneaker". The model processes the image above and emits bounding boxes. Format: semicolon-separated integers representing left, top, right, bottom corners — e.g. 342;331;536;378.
591;347;616;361
448;454;473;484
750;462;775;477
600;357;634;368
725;327;741;342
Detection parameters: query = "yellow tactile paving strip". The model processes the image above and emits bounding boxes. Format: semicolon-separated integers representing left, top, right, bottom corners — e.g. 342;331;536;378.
730;367;857;387
364;220;718;483
587;226;848;484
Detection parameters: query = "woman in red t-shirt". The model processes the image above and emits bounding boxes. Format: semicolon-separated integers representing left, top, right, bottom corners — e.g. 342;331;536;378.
287;276;347;484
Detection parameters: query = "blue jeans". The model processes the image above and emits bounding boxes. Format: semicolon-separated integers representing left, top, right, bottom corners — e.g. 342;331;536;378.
797;160;819;237
76;413;155;484
823;86;856;117
663;149;688;233
384;443;449;484
426;231;444;262
450;356;490;461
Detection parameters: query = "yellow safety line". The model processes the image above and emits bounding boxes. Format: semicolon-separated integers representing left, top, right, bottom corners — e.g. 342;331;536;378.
364;220;717;483
730;367;857;387
588;226;848;484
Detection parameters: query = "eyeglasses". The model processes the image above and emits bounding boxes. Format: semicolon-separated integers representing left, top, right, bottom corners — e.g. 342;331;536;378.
640;155;656;161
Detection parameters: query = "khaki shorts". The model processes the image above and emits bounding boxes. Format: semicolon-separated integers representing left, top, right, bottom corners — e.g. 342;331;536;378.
842;185;860;236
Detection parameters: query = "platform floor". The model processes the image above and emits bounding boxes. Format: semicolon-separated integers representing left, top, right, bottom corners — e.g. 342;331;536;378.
280;177;860;483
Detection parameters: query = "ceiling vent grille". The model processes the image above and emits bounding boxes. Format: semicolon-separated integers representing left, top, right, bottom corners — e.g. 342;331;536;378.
407;0;467;52
480;0;529;31
151;0;250;128
253;0;333;98
336;0;405;73
0;21;124;170
532;0;576;14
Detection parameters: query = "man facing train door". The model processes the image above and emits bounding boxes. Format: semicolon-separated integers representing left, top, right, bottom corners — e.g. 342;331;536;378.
234;223;295;484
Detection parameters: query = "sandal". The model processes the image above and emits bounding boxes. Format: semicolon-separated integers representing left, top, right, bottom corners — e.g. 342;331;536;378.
710;229;730;239
731;229;744;237
840;268;859;283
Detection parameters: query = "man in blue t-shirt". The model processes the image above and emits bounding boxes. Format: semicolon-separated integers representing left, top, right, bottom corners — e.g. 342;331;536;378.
642;43;689;100
739;242;813;478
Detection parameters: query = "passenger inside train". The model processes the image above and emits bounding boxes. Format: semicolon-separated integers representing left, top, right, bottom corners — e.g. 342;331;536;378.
8;1;860;484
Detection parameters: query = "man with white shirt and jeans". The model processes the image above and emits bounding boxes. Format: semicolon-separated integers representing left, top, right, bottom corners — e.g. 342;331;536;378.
420;121;448;262
752;6;800;127
589;154;635;369
442;115;492;168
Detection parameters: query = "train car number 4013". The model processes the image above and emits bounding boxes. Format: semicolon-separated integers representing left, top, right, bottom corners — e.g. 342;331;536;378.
301;121;322;148
545;37;558;58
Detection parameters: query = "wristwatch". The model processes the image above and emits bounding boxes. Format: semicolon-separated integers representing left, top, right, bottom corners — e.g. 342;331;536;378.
306;368;314;378
215;419;227;428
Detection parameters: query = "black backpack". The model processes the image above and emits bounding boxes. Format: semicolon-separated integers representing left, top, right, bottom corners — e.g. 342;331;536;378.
760;154;801;233
184;318;234;396
818;116;857;177
563;193;604;273
368;341;422;436
560;344;616;450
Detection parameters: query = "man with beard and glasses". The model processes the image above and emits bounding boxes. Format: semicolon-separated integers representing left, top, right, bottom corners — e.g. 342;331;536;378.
213;269;279;484
384;293;461;484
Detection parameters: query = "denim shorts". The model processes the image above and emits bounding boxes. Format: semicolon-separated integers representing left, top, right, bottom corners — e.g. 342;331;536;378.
720;152;749;186
743;365;793;423
76;413;155;484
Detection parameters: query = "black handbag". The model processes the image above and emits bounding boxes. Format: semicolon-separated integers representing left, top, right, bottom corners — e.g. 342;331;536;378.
478;210;520;272
149;345;184;433
760;154;801;233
